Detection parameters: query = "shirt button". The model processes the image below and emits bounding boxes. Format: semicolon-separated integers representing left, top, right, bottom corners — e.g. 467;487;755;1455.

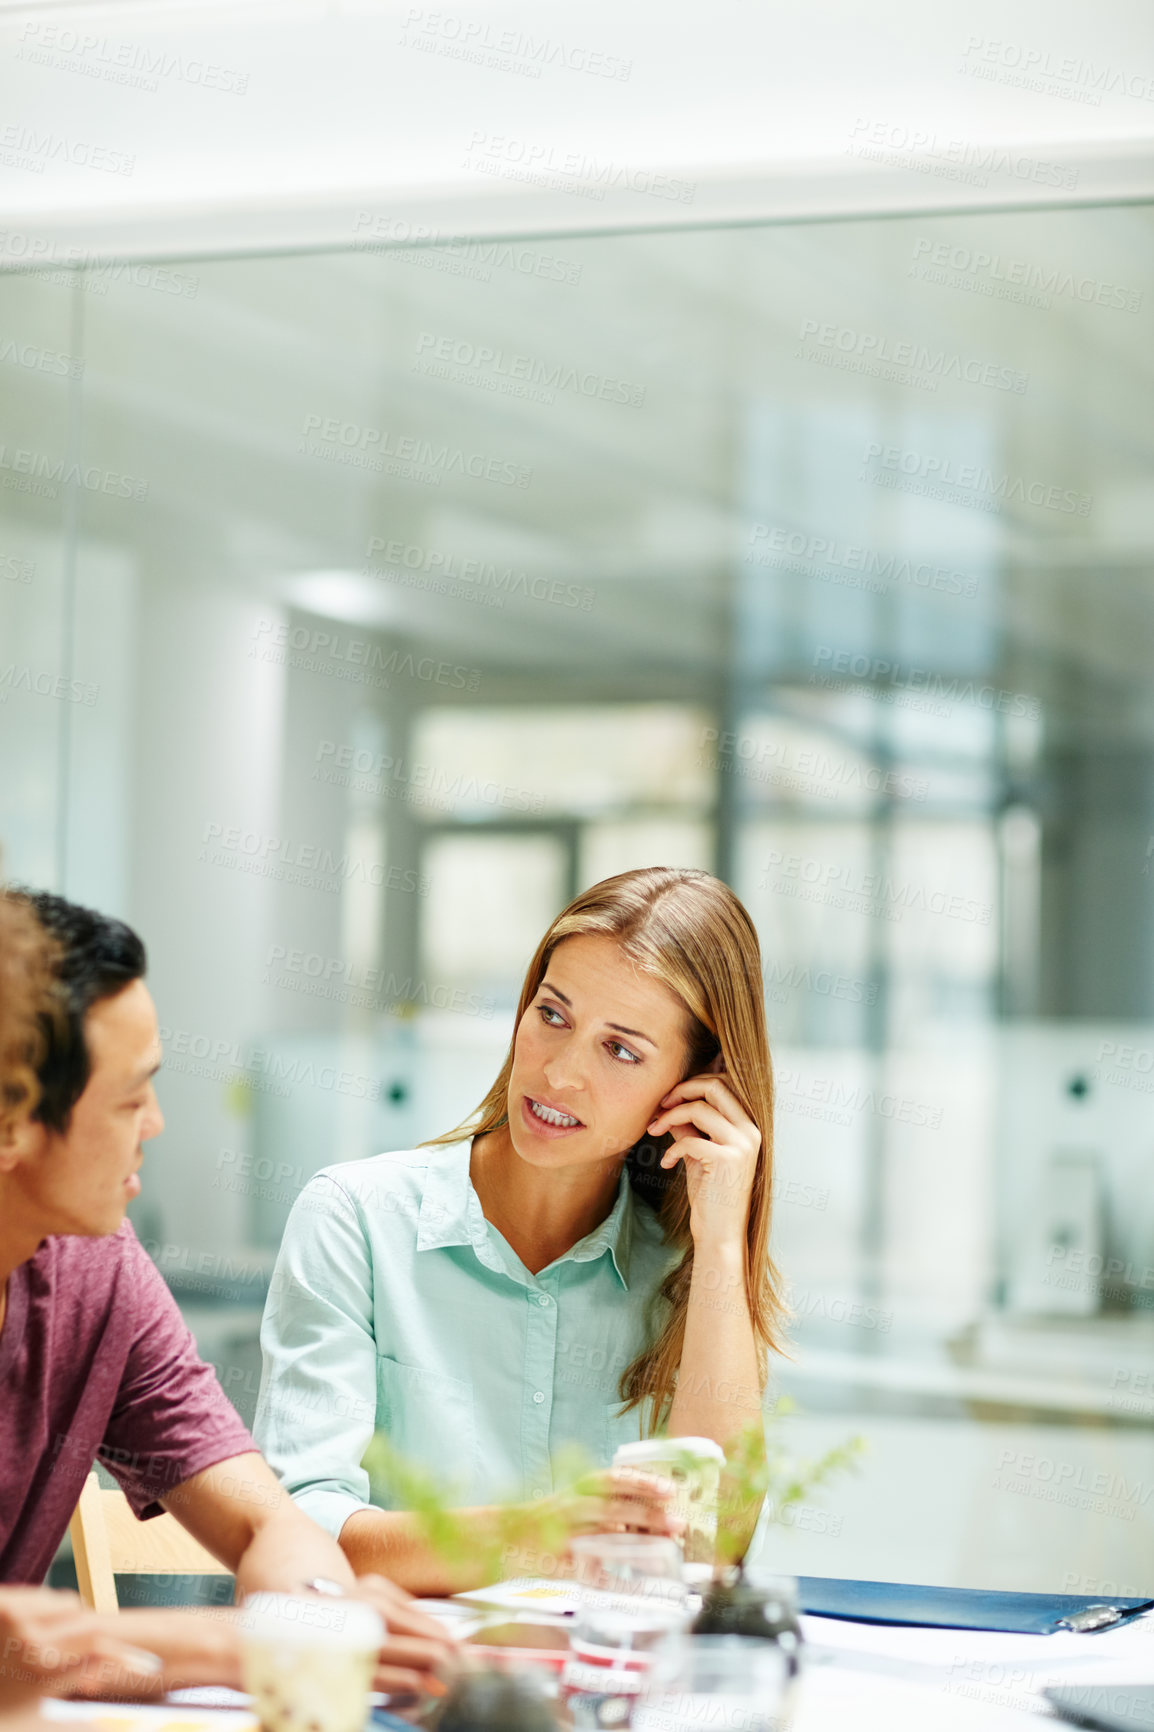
532;1490;545;1501
533;1390;546;1404
538;1294;552;1307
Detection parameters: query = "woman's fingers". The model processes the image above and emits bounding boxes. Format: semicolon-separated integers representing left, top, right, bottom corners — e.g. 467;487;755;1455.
603;1468;679;1517
658;1074;755;1132
660;1135;725;1171
602;1496;683;1534
567;1485;684;1538
649;1097;734;1147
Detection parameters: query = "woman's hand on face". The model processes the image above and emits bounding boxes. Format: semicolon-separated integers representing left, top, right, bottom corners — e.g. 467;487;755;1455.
647;1071;760;1254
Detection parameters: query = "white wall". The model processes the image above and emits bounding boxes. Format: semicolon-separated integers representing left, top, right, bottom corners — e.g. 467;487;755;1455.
2;0;1153;261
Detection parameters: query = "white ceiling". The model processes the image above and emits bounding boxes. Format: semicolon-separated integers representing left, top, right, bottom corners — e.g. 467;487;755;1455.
2;0;1154;260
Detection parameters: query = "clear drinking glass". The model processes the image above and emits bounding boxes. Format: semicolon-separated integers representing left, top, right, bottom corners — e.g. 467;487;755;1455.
563;1597;689;1728
634;1634;791;1732
568;1533;687;1604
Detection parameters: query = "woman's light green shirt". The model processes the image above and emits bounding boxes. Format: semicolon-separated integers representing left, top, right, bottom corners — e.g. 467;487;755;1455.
254;1142;681;1539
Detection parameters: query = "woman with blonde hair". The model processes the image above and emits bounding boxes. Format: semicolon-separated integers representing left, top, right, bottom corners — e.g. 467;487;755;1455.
257;867;784;1593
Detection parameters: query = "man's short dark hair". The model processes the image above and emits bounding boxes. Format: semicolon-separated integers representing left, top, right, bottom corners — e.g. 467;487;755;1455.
21;892;147;1132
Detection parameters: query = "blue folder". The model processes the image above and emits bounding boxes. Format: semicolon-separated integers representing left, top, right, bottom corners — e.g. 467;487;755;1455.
797;1576;1154;1635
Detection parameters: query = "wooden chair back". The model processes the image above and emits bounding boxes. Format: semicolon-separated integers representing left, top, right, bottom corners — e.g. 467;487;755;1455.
69;1471;232;1613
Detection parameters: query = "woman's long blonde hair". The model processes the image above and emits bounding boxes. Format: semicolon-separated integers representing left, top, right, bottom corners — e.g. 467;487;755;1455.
426;867;783;1429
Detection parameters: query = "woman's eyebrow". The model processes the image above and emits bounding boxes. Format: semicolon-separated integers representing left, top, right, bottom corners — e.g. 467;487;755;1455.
608;1022;657;1047
539;981;657;1048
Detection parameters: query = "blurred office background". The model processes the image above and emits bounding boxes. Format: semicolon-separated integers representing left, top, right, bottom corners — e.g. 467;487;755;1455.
2;0;1153;1597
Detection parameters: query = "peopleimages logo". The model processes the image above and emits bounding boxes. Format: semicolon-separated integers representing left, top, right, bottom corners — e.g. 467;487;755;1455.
264;945;494;1019
299;413;532;489
198;822;429;897
760;849;992;928
0;123;135;176
910;238;1142;315
16;22;249;95
0;339;84;379
846;117;1079;189
811;646;1040;718
366;537;593;612
960;36;1154;105
0;445;148;501
158;1024;381;1101
400;9;633;81
314;738;545;814
798;318;1027;393
745;523;977;598
412;331;646;408
463;132;696;204
351;215;584;286
861;441;1092;515
250;618;480;693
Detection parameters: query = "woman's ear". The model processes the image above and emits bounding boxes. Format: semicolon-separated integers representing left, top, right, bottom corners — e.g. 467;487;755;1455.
706;1049;726;1076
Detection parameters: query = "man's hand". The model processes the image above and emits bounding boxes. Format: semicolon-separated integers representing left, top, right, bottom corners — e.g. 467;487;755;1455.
347;1574;456;1697
0;1587;162;1707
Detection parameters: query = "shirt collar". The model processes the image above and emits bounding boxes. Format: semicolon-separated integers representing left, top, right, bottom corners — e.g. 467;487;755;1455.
416;1141;638;1289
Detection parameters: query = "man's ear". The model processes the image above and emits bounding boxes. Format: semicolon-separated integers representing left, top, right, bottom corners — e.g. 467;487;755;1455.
0;1110;47;1174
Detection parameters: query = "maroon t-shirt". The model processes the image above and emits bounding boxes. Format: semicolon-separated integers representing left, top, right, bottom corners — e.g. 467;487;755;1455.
0;1220;256;1584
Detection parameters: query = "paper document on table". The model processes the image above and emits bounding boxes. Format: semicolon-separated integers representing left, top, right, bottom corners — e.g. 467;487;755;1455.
801;1608;1154;1722
452;1576;580;1615
793;1664;1049;1732
164;1691;253;1709
41;1701;258;1732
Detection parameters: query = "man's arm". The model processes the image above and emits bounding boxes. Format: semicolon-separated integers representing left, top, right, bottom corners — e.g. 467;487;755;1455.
160;1451;356;1595
157;1452;451;1697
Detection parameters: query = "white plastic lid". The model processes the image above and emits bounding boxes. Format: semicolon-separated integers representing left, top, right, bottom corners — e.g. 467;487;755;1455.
613;1436;726;1467
237;1593;385;1649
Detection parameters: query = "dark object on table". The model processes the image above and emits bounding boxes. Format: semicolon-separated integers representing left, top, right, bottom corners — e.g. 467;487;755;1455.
1046;1685;1154;1731
797;1576;1154;1635
691;1567;803;1674
432;1668;557;1731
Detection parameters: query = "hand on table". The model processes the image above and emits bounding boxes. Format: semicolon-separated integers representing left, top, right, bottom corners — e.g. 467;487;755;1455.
348;1574;457;1697
0;1587;162;1707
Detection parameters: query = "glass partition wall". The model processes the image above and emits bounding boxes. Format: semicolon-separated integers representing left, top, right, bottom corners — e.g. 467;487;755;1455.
3;203;1153;1594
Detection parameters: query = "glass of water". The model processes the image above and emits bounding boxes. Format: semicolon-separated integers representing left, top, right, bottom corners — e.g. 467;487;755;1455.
568;1533;686;1602
634;1634;791;1732
563;1596;689;1729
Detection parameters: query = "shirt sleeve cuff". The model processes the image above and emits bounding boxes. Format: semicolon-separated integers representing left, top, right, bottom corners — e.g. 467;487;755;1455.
288;1487;373;1543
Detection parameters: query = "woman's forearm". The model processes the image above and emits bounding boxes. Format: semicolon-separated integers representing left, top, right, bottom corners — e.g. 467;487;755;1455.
669;1240;767;1556
338;1506;508;1597
668;1240;764;1446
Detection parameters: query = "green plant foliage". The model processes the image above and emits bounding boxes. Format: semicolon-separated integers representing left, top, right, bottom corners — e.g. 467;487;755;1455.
362;1406;863;1584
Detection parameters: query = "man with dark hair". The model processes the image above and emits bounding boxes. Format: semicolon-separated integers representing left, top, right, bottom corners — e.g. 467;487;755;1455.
0;891;449;1705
